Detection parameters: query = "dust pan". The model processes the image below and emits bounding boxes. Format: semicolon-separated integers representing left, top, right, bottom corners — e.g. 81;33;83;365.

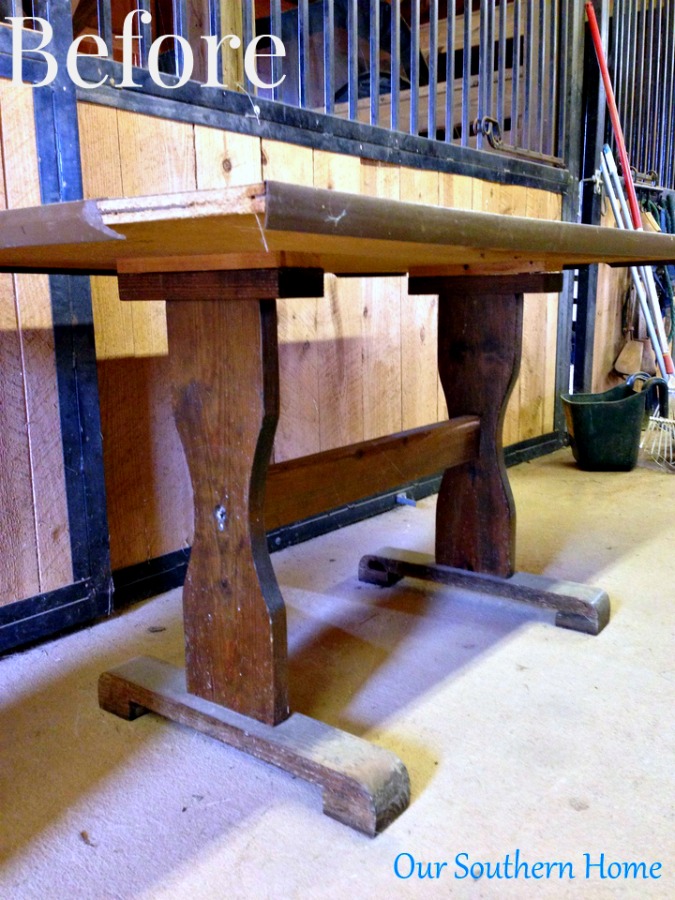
614;337;644;375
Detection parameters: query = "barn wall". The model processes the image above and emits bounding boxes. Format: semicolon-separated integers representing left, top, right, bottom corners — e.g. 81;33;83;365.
76;102;562;572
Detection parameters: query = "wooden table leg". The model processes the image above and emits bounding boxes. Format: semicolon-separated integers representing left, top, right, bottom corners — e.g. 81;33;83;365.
411;274;562;576
358;273;610;635
100;268;411;833
167;295;288;724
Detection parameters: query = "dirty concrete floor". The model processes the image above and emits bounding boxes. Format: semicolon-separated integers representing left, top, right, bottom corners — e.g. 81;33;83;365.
1;449;674;899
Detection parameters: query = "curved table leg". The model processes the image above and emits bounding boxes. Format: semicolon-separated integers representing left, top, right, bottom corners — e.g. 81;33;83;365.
167;297;289;725
100;268;411;833
361;274;608;635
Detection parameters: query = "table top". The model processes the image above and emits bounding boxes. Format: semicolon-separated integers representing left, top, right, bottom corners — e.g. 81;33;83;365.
1;180;674;277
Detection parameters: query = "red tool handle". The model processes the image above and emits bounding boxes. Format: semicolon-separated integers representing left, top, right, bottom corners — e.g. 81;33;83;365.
585;2;642;230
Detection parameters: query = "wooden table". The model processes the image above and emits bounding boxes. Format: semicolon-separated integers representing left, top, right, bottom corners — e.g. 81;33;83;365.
4;181;675;835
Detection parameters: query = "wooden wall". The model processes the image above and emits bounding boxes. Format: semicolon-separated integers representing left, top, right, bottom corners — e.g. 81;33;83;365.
592;213;631;392
0;81;72;606
76;102;562;573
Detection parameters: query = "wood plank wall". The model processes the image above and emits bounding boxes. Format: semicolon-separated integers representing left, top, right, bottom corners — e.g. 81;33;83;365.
592;212;631;392
0;81;72;606
77;102;562;573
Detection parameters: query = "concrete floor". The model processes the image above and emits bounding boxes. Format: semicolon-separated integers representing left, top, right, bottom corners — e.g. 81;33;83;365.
1;448;674;899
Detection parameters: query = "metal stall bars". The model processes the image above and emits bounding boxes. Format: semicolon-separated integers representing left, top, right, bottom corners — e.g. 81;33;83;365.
68;0;568;167
610;0;675;190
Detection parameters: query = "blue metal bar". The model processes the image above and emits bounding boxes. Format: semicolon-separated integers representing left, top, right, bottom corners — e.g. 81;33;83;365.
511;0;521;146
347;0;358;120
634;0;646;169
477;1;489;149
241;0;256;93
643;0;655;173
612;0;623;125
391;0;401;130
96;0;113;53
409;0;420;135
665;0;675;184
370;0;381;126
461;0;471;145
271;0;283;102
208;0;223;85
137;0;153;68
497;0;507;135
626;0;638;159
537;0;546;153
427;0;438;137
652;0;663;177
486;0;495;127
445;0;456;141
172;0;189;77
547;0;558;158
298;0;309;107
522;0;534;149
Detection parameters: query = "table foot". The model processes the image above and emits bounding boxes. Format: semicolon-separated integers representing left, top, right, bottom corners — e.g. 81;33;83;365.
99;656;410;836
358;548;610;636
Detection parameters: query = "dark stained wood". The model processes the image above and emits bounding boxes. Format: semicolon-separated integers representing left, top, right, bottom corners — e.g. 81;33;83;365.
266;416;480;530
408;273;564;296
119;268;325;302
166;296;288;725
98;656;410;836
431;277;524;577
358;548;610;636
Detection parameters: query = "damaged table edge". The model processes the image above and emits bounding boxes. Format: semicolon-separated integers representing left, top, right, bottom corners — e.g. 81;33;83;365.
0;182;658;835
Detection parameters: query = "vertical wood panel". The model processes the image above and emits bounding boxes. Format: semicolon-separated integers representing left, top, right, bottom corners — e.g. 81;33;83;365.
399;168;440;429
436;171;473;421
0;154;39;603
194;127;262;188
592;265;628;392
439;171;473;209
0;81;71;599
79;106;196;569
77;103;135;360
543;291;560;430
360;160;402;441
262;139;320;461
313;151;365;451
117;109;197;357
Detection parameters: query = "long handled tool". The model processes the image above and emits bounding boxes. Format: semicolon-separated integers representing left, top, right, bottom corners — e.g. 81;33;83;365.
586;1;675;379
599;152;666;377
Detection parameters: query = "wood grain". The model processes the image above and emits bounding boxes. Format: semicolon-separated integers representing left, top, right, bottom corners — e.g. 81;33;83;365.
266;416;480;530
117;109;197;356
194;126;262;188
0;248;39;604
166;296;288;724
99;655;410;835
400;168;440;429
0;80;71;597
77;102;135;359
358;548;610;635
262;138;321;463
418;275;525;577
313;150;365;451
360;161;402;441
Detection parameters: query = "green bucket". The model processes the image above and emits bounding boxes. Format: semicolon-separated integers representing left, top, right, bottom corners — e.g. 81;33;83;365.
561;374;668;471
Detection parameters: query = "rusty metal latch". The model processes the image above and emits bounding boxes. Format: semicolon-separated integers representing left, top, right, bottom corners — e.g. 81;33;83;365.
471;116;504;149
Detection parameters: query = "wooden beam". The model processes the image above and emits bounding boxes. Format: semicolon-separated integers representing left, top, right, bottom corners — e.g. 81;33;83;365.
99;656;410;836
265;415;480;531
118;268;325;301
358;548;610;636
